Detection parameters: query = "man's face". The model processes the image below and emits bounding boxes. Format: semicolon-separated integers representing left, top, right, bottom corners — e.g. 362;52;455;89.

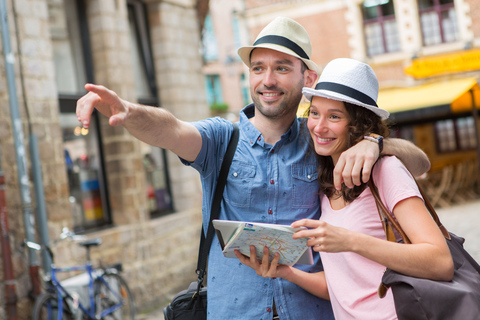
249;48;309;120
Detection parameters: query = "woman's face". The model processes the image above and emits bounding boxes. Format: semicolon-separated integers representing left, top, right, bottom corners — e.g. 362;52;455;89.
307;96;350;164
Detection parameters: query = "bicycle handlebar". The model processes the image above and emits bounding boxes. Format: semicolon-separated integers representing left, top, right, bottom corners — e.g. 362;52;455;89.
23;227;89;262
60;227;87;241
24;239;55;263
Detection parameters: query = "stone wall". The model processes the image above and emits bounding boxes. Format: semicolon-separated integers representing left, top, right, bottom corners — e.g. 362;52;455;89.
0;0;209;318
0;0;70;318
147;0;208;212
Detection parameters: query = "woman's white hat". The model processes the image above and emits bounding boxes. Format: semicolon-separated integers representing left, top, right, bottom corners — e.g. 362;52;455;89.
238;17;321;76
302;58;389;120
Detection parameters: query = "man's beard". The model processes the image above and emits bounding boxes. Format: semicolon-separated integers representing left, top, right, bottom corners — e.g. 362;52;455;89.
251;81;304;120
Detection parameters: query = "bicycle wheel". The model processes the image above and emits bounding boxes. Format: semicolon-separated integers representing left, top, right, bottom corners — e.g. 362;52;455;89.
32;292;74;320
94;273;135;319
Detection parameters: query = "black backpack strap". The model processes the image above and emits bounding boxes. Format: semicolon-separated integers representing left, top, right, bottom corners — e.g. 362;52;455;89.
196;123;239;282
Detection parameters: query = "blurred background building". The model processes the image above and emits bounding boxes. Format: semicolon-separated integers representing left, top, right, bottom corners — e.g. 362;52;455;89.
207;0;480;206
0;0;479;319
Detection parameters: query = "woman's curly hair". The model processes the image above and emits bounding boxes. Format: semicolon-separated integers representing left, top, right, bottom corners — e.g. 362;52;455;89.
309;102;390;203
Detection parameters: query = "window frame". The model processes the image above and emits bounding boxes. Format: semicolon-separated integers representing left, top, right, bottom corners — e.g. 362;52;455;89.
434;116;477;154
56;0;112;232
418;0;457;46
127;0;174;218
205;74;224;106
202;14;219;62
362;0;400;57
127;0;158;105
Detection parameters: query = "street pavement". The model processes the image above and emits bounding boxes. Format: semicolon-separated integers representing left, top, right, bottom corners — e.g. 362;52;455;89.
137;199;480;320
137;305;166;320
435;198;480;262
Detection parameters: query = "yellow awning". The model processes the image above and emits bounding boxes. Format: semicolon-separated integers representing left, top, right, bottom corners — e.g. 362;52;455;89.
378;77;480;115
451;80;480;113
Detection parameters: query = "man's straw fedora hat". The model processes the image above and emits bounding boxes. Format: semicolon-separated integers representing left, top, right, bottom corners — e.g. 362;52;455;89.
302;58;389;120
238;17;321;76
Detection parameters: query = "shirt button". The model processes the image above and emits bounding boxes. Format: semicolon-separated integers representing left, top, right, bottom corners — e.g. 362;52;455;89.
233;172;238;177
258;136;261;141
307;175;311;179
270;149;274;153
268;209;273;214
267;307;272;313
270;179;274;184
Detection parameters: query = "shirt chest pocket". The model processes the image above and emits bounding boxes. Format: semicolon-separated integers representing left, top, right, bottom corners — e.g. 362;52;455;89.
291;165;319;208
224;161;256;208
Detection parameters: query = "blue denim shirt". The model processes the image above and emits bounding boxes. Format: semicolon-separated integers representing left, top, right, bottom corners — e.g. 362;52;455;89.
181;104;334;320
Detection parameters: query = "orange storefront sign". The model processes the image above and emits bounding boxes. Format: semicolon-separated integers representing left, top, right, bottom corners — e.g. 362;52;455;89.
405;49;480;78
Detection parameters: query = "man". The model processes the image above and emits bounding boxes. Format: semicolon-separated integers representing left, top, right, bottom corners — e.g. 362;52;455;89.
77;17;429;320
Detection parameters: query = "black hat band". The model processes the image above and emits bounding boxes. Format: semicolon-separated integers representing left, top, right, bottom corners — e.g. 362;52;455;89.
314;82;377;107
253;35;309;60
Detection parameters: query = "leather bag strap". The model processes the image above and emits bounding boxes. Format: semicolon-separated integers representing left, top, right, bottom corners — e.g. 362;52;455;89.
369;163;451;244
196;123;239;282
369;176;409;243
372;161;471;298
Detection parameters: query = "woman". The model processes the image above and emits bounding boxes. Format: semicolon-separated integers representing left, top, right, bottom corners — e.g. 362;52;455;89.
235;58;454;319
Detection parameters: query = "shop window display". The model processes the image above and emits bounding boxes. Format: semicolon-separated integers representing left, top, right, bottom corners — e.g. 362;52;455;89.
61;114;109;230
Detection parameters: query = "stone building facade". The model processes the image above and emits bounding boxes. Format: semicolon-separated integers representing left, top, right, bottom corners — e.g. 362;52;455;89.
0;0;209;319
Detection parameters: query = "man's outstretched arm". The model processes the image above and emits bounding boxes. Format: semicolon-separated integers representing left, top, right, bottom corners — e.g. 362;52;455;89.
76;83;202;162
333;138;430;190
382;138;431;177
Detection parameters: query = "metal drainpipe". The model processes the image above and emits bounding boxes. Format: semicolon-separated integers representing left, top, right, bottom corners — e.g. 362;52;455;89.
9;0;51;275
0;0;40;297
29;134;52;275
0;146;18;320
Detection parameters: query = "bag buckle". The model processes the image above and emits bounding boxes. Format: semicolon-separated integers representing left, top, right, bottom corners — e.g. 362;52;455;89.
377;282;388;298
192;277;203;299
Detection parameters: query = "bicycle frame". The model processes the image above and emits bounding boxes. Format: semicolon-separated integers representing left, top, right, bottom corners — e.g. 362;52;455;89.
47;261;124;319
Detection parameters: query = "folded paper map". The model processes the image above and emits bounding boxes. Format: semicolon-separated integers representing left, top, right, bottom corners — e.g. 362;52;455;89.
213;220;313;266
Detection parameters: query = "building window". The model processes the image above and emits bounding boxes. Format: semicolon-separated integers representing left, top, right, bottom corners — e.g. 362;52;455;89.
50;0;111;232
362;0;400;57
62;114;110;229
435;117;476;153
49;0;87;95
391;125;415;143
240;73;250;106
202;14;218;62
456;117;477;150
128;1;157;104
418;0;458;46
128;0;173;217
232;15;242;58
205;74;223;106
142;144;172;215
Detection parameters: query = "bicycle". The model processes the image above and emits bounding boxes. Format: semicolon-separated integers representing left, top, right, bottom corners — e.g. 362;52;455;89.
29;228;136;320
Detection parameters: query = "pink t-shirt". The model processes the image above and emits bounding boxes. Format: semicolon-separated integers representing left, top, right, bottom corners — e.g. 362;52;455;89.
319;156;422;320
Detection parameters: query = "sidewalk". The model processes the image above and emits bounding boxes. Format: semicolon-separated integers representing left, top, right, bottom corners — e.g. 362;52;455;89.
137;306;165;320
136;199;480;320
435;198;480;261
